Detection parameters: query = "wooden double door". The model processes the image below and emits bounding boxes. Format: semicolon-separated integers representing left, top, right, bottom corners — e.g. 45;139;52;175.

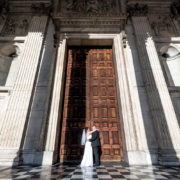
60;47;123;162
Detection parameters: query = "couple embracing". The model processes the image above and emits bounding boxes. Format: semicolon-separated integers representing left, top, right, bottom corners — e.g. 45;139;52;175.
80;125;100;167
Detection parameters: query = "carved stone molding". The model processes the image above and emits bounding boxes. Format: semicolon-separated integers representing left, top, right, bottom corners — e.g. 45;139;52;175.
127;3;148;17
1;16;31;36
53;32;60;48
52;16;126;33
58;0;121;17
149;15;176;37
122;31;127;48
59;19;121;26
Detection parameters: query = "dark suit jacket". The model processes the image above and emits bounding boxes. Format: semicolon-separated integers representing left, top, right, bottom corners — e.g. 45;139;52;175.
89;130;100;147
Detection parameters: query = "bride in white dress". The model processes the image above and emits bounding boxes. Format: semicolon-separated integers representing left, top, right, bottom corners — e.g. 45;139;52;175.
80;128;93;167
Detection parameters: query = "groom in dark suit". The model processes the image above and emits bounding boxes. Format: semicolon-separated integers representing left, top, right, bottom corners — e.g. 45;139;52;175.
89;125;100;166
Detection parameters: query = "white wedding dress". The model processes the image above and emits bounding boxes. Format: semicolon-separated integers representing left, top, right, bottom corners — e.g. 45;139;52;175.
80;134;93;167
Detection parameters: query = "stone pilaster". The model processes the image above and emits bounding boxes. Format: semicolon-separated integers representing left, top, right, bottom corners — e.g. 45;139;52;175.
115;28;158;165
42;34;67;165
22;19;55;165
132;16;180;165
125;21;158;165
113;34;140;162
0;16;48;165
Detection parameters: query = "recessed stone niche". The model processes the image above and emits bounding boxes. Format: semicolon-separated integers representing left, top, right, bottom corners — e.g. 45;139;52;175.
0;43;22;86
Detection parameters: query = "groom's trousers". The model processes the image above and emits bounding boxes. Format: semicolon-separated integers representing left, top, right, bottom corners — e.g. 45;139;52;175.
93;146;100;165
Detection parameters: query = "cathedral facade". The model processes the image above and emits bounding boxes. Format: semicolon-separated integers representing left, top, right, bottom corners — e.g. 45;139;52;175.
0;0;180;166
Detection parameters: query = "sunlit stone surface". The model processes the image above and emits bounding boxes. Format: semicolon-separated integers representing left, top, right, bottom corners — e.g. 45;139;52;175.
0;0;180;166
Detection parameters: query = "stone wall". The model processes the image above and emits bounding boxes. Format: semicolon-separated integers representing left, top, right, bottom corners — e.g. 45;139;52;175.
0;14;49;165
0;0;179;166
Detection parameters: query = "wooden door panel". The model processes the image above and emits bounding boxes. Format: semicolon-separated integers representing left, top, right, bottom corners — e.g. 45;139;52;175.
60;47;123;162
90;48;122;161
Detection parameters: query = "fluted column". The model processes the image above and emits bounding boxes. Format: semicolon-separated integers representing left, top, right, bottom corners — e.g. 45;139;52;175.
114;31;158;165
125;21;158;164
113;34;139;156
0;16;48;154
42;34;67;165
132;16;180;165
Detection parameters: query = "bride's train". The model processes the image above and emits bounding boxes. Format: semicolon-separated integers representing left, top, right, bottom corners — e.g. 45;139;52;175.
80;134;93;167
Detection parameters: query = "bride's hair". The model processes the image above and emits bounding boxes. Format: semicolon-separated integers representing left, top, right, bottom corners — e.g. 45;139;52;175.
85;127;89;133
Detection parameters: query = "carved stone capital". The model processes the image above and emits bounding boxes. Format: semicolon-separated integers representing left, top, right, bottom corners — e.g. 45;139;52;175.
127;3;148;17
122;31;127;48
53;32;60;48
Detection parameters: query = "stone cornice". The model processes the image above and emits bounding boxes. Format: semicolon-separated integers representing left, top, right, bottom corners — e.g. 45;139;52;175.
52;16;127;33
8;0;51;14
53;15;127;20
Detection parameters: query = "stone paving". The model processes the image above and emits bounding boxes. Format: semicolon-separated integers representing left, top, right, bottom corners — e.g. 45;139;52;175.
0;162;179;180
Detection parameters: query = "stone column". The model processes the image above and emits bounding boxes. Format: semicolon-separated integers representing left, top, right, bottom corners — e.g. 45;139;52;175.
132;16;180;165
125;20;158;165
42;34;67;165
114;30;158;165
113;34;140;163
0;16;48;165
22;19;55;165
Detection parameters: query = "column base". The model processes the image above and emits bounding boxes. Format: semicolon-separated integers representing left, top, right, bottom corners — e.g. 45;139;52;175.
22;150;43;165
0;149;20;166
159;149;180;166
22;150;59;165
41;151;58;166
125;151;158;165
